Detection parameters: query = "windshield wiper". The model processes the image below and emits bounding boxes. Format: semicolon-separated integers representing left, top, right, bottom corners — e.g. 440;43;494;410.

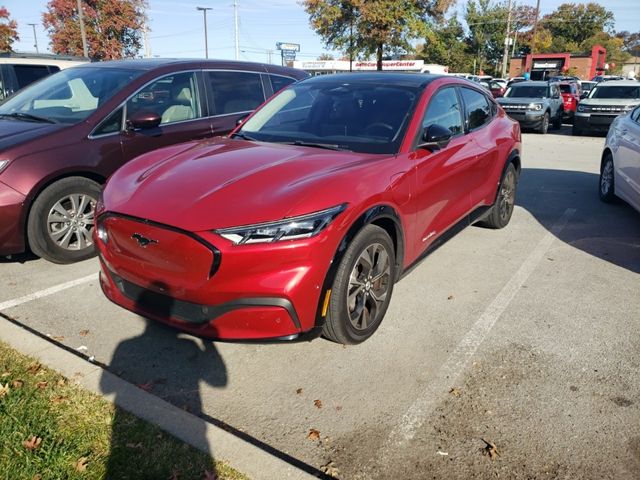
279;140;350;151
230;132;258;141
0;112;58;124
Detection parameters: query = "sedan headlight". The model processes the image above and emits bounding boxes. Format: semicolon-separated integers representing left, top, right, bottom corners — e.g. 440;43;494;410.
528;103;543;111
216;204;347;245
0;159;9;174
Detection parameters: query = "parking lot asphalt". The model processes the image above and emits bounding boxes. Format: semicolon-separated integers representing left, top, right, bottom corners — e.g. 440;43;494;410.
2;125;639;479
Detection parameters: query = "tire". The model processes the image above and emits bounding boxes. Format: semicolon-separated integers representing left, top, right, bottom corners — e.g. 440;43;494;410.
572;124;582;136
599;152;616;203
27;177;102;264
478;163;518;229
538;112;549;134
552;110;562;129
322;224;396;344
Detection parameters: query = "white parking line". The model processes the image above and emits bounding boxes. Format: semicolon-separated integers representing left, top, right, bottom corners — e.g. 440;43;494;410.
0;273;98;312
385;208;576;447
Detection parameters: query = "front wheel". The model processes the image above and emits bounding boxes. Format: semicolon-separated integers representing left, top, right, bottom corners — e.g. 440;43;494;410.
538;112;549;134
478;163;518;229
27;177;101;264
599;153;616;203
322;225;396;344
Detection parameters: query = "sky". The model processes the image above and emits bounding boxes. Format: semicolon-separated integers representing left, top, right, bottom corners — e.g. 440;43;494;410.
4;0;639;64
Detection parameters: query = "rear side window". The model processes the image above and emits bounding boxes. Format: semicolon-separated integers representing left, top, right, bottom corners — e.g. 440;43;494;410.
422;87;463;135
460;87;492;130
269;75;296;94
13;65;56;89
206;71;265;115
632;106;640;123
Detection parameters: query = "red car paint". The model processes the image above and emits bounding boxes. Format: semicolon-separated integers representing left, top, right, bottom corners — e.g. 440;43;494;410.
96;73;522;342
559;82;581;119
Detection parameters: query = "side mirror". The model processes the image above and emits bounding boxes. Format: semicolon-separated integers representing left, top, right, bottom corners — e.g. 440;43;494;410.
580;91;589;99
418;124;453;151
127;110;162;130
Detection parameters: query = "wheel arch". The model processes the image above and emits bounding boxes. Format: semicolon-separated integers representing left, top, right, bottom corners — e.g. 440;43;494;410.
601;148;614;169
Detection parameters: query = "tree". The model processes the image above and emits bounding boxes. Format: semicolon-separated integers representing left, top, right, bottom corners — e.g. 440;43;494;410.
317;53;335;60
616;31;640;57
417;17;469;72
541;2;614;49
464;0;509;74
302;0;454;70
0;6;19;52
43;0;147;59
581;33;630;74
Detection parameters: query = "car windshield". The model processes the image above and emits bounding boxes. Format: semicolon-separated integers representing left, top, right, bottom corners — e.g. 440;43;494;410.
0;66;144;124
559;84;573;93
236;81;420;154
589;85;640;99
504;85;548;98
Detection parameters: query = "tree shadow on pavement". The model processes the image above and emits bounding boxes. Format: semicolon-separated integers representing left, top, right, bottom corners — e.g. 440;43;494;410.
101;281;227;478
515;167;640;274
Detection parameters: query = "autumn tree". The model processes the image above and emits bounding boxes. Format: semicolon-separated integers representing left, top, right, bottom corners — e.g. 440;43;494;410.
302;0;454;70
616;31;640;57
43;0;147;59
0;6;19;52
417;17;469;72
541;2;614;50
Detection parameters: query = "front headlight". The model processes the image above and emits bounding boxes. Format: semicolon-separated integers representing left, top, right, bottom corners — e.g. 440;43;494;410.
0;159;9;174
216;204;347;245
528;103;543;111
577;105;585;112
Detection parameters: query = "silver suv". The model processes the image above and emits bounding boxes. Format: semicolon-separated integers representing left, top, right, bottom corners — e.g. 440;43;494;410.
573;80;640;136
497;81;564;134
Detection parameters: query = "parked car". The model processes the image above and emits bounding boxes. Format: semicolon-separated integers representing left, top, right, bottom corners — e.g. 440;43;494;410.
573;80;640;136
0;58;308;263
579;80;597;96
558;81;581;121
599;105;640;213
0;53;89;100
592;75;625;83
497;81;564;133
95;73;522;344
507;76;525;87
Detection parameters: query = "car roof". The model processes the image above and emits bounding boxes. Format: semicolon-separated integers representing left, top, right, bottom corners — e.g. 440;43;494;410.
594;80;639;86
510;81;551;86
299;72;442;88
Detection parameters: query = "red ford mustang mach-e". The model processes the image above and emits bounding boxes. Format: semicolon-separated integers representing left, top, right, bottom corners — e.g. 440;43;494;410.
96;73;522;344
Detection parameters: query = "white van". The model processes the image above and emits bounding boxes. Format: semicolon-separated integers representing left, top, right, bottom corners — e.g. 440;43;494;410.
420;64;449;75
0;53;89;100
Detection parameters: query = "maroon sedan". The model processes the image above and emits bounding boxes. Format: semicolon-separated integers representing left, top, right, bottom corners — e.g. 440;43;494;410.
96;73;522;344
0;59;307;263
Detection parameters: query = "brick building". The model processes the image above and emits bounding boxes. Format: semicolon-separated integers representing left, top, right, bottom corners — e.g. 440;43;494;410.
509;45;607;80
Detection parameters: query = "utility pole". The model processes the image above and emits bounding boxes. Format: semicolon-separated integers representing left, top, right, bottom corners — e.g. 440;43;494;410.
233;0;239;60
501;0;512;78
76;0;89;58
531;0;541;56
196;6;213;59
27;23;39;53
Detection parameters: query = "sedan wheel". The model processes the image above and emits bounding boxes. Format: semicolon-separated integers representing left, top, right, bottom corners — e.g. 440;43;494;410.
27;177;101;264
599;153;617;203
322;225;396;344
477;163;518;229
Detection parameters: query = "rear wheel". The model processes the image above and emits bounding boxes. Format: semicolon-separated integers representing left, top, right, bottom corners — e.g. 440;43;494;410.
322;225;396;344
538;112;549;134
479;163;518;229
599;152;616;203
27;177;101;264
552;110;562;129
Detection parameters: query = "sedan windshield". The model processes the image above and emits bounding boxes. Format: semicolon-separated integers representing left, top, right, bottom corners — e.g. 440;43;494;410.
504;85;549;98
0;67;144;124
589;85;640;99
236;81;420;154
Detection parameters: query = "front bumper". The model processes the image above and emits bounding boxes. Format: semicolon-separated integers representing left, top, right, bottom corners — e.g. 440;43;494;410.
574;112;619;133
96;213;339;340
503;111;545;129
0;180;27;256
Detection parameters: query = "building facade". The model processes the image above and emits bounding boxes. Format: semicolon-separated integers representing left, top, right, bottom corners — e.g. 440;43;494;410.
509;45;607;80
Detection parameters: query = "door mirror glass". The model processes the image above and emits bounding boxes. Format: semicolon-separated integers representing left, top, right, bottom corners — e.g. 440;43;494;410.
127;110;161;130
418;124;453;151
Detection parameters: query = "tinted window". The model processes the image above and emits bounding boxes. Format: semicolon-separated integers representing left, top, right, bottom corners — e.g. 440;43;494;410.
13;65;56;89
632;106;640;123
270;75;296;94
0;67;143;123
559;84;572;93
590;86;640;99
207;71;265;115
126;72;201;125
94;106;123;135
422;88;462;135
460;88;491;130
505;85;548;98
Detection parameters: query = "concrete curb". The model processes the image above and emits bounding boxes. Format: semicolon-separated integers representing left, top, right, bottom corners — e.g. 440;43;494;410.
0;318;318;480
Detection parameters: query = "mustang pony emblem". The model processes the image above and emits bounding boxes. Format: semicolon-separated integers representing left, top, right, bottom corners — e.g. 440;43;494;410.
131;233;158;247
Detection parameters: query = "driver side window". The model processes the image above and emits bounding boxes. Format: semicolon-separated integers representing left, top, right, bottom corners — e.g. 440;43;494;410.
422;88;463;135
126;72;201;126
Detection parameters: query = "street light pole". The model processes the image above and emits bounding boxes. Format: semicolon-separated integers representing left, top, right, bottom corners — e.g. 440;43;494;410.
501;0;512;79
27;23;39;53
196;6;213;59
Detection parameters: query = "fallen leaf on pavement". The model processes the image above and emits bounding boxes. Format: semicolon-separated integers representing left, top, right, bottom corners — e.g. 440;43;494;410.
321;461;339;477
449;387;461;397
136;381;154;392
296;388;303;395
447;295;454;300
57;379;66;387
51;395;69;405
75;457;89;472
482;438;499;460
307;429;320;441
0;383;9;398
27;362;41;374
36;381;48;389
52;336;65;342
23;436;43;451
12;379;23;389
79;330;90;336
314;399;323;409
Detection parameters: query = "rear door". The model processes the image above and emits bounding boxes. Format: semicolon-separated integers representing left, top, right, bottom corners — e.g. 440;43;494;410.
121;70;213;161
617;107;640;207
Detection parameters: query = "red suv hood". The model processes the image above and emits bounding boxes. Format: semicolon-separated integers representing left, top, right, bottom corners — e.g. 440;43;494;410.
103;139;383;231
